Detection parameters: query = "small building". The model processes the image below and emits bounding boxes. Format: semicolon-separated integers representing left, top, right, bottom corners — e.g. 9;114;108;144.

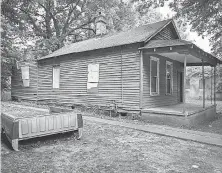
12;15;221;126
11;58;38;101
186;74;222;101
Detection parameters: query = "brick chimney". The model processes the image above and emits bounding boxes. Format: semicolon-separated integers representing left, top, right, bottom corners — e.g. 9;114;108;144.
95;11;107;35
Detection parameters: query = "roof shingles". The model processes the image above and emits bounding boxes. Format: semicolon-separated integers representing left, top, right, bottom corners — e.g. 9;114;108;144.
141;39;192;49
39;19;171;60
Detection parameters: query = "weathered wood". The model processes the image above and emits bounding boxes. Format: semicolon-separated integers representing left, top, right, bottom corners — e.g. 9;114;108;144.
214;66;216;105
183;56;187;114
37;44;140;108
11;61;38;100
211;67;213;104
142;53;183;108
2;109;83;151
139;50;143;108
187;63;211;66
151;23;179;40
202;60;205;108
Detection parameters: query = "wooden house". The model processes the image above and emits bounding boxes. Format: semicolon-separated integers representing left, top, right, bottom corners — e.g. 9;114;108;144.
11;60;38;101
12;16;221;125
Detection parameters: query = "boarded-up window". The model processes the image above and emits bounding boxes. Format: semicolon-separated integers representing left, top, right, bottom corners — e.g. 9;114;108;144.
166;61;173;94
87;64;99;93
53;66;60;89
21;66;30;87
150;56;159;95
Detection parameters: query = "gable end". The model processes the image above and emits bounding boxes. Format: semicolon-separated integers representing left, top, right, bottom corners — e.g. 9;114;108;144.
151;22;180;40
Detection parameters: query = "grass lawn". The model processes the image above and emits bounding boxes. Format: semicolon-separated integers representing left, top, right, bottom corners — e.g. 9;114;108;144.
2;120;222;173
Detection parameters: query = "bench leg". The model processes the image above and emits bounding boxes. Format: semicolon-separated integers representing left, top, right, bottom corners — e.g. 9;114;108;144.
12;139;19;151
77;128;83;140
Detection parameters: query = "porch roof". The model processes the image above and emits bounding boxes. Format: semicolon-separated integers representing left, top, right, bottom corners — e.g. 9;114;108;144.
139;39;221;66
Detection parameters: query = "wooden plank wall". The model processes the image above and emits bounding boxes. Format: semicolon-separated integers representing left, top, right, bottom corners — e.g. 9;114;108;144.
152;23;179;40
11;61;38;100
142;54;183;108
37;44;140;108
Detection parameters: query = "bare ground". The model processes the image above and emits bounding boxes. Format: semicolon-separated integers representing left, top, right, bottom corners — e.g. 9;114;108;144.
1;120;222;173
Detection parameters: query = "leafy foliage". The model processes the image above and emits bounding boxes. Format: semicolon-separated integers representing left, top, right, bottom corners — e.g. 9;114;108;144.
1;0;137;90
1;17;22;91
168;0;222;59
2;0;136;57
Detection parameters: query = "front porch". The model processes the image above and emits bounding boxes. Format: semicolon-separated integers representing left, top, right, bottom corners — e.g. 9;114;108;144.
143;102;215;116
139;39;221;126
141;101;217;127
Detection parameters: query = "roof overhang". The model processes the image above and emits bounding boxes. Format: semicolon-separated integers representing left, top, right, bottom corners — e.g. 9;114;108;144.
139;40;221;66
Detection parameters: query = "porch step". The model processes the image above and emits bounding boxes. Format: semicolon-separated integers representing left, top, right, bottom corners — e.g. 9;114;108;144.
142;109;185;116
141;105;217;127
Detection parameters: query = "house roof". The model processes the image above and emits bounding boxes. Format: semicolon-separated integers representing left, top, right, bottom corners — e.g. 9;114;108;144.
141;39;193;49
39;19;172;60
140;39;221;65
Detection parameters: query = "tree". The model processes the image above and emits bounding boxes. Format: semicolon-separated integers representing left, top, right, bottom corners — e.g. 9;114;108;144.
1;0;137;90
2;0;136;57
130;0;222;58
168;0;222;59
1;17;22;91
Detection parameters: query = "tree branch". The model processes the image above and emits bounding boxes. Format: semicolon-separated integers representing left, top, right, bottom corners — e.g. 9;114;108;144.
64;19;95;38
20;8;46;38
38;2;60;37
62;0;81;35
81;27;96;34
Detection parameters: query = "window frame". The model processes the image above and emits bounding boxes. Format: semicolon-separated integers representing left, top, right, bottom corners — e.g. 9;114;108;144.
87;63;100;93
150;56;160;96
52;65;60;89
166;61;173;95
21;65;30;87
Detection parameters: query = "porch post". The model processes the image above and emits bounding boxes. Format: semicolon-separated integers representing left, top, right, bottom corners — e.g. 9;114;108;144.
183;56;187;114
202;60;205;108
211;67;213;104
139;50;143;109
214;66;216;105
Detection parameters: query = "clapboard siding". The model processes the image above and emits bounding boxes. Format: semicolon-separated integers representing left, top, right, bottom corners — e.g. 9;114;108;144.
142;54;183;108
152;23;179;40
37;44;140;108
11;61;38;100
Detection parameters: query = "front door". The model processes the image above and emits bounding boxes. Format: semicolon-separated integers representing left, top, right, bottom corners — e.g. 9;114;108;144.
177;72;183;102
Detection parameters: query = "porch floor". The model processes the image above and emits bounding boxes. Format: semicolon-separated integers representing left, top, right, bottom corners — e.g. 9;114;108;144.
143;103;215;116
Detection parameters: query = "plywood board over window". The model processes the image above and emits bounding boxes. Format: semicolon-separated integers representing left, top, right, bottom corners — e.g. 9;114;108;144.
21;66;30;87
166;61;173;94
53;65;60;89
87;64;99;93
150;56;159;96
